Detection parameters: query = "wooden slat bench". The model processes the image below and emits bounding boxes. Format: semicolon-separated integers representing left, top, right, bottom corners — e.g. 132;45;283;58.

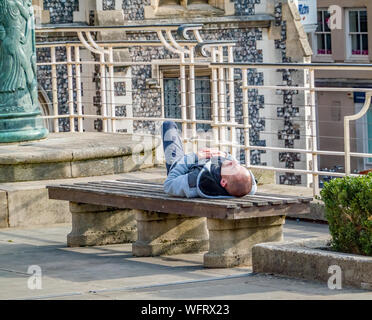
47;179;312;268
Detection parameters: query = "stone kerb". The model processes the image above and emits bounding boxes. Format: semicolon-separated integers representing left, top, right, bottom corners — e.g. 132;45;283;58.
252;238;372;290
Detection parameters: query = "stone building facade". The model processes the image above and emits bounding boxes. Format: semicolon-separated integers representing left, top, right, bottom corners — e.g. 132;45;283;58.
33;0;312;186
312;0;372;174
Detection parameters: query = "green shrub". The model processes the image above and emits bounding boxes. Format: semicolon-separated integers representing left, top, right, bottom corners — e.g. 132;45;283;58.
320;172;372;256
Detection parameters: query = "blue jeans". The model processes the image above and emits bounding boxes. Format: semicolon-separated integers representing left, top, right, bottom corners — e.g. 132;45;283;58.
162;121;185;175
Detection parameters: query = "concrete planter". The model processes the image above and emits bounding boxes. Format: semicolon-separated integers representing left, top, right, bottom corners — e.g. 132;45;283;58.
252;238;372;290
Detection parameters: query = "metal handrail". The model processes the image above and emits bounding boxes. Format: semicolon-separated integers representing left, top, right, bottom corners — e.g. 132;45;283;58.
211;62;372;71
34;27;372;195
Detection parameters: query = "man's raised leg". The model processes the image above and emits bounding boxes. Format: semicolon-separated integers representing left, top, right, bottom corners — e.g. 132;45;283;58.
162;121;185;174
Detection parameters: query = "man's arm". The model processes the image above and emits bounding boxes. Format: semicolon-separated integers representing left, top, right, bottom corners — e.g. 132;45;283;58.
163;153;199;198
198;148;236;161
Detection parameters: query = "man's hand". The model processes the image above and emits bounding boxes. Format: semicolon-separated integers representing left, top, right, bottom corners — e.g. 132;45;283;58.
198;148;227;160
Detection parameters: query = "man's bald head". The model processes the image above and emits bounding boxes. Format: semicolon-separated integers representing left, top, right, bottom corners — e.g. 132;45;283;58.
220;160;253;197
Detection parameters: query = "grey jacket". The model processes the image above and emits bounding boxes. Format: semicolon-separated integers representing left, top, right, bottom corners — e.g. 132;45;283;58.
163;153;257;199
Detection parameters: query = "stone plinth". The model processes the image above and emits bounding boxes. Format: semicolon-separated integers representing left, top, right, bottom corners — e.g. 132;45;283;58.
204;216;285;268
252;238;372;290
0;132;159;182
67;202;138;247
132;211;209;256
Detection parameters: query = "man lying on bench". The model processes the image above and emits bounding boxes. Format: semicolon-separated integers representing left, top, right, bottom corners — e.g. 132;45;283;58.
162;121;257;199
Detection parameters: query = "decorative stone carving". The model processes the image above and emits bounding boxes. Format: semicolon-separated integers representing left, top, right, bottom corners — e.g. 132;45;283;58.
0;0;48;143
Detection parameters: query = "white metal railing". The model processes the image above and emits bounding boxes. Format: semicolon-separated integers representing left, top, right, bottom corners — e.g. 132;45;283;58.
35;24;372;196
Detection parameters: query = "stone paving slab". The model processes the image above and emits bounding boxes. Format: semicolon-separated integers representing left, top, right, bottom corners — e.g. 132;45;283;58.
1;220;371;300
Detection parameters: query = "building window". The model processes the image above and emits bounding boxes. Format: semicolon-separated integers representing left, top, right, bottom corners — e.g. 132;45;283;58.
347;9;368;57
195;76;211;131
164;76;212;132
315;9;332;55
164;78;181;121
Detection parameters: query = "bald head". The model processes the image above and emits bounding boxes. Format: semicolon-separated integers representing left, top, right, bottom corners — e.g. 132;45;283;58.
220;160;253;197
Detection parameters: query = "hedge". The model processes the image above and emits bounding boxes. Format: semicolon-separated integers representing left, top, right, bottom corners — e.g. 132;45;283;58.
320;172;372;256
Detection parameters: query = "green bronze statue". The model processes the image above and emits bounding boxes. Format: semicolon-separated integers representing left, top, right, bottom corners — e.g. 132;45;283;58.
0;0;48;143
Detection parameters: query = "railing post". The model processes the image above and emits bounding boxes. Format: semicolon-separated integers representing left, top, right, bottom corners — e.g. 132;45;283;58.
51;47;59;133
344;118;351;176
189;47;197;153
99;52;108;133
242;68;250;167
108;47;116;133
74;45;83;133
180;52;188;151
309;68;319;196
228;45;237;159
218;46;226;152
66;45;75;132
211;47;220;149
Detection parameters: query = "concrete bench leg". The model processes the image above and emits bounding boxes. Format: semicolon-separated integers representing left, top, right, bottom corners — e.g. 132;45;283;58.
204;216;285;268
132;211;209;256
67;202;138;247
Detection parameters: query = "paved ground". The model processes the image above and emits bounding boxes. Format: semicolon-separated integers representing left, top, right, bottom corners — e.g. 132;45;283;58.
1;220;371;300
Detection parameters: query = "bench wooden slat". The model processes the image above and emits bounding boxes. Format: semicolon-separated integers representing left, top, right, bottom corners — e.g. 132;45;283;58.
87;181;260;207
88;180;281;206
56;180;303;207
113;179;303;205
96;182;262;208
54;184;240;209
107;179;164;189
116;178;163;185
91;183;281;208
48;185;241;219
115;179;312;203
254;192;312;203
79;182;244;208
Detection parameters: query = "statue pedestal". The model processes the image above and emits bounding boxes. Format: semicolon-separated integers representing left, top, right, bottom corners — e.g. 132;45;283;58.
0;111;48;143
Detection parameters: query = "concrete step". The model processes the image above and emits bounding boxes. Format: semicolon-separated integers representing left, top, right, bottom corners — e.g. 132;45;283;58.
0;132;160;182
0;167;166;228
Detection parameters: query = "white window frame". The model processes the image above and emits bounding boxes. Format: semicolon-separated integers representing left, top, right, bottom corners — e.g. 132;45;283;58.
314;9;333;58
345;8;369;61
